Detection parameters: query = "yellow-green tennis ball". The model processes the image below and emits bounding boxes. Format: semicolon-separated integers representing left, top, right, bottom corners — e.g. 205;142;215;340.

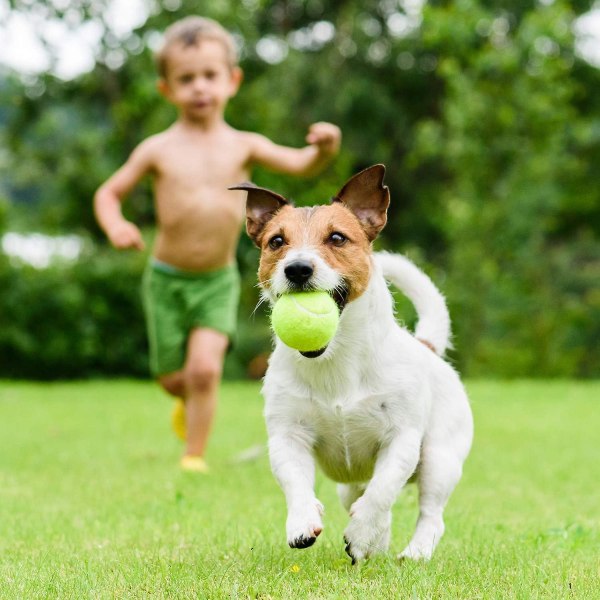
271;291;339;352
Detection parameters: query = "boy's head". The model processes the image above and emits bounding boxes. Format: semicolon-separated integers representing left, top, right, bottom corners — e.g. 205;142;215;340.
155;16;242;121
155;16;238;77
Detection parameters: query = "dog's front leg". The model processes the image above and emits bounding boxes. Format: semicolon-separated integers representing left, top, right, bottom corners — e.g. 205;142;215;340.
268;429;324;549
344;429;421;563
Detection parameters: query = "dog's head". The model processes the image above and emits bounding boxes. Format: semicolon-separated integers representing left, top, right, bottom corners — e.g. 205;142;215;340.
231;165;390;323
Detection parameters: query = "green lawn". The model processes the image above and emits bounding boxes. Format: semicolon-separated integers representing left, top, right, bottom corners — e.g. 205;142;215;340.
0;380;598;599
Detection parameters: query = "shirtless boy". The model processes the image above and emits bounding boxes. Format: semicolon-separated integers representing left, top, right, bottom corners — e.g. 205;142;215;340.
94;16;341;472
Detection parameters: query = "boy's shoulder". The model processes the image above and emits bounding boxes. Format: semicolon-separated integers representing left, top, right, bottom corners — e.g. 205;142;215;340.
130;129;167;155
219;124;263;142
139;127;176;149
130;127;180;164
210;125;273;154
230;128;274;150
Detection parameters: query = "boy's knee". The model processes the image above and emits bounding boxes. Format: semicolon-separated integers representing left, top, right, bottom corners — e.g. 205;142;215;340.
158;372;185;397
184;361;222;392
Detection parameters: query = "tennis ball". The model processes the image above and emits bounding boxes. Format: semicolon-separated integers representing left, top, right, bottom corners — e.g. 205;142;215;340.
271;291;339;352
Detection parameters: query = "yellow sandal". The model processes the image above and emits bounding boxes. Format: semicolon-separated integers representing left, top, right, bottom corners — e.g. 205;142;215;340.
180;454;209;473
171;398;187;441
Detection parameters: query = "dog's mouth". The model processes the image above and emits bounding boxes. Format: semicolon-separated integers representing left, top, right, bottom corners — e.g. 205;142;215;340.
300;348;327;358
298;282;349;359
330;283;349;314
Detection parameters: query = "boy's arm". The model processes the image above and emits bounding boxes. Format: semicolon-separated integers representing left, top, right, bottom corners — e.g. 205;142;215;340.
94;142;154;250
248;122;341;177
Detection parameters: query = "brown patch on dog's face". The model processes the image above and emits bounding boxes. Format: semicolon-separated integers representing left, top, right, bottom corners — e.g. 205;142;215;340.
257;203;373;302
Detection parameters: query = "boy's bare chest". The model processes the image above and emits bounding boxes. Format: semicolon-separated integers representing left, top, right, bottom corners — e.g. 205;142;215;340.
156;138;249;187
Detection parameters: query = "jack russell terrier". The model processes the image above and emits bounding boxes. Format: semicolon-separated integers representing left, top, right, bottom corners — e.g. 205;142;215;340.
232;165;473;563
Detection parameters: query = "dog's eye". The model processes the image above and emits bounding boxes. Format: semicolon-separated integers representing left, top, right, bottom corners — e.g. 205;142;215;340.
268;235;285;250
328;232;347;247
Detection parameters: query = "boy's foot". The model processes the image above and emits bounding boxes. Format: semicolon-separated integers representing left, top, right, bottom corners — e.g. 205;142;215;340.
171;399;186;441
180;455;209;473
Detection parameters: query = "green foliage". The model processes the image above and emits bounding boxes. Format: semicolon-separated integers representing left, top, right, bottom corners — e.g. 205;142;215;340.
0;249;149;378
410;0;600;376
1;0;599;377
0;380;599;597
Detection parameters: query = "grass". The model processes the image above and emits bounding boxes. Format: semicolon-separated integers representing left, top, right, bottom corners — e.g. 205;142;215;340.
0;379;598;599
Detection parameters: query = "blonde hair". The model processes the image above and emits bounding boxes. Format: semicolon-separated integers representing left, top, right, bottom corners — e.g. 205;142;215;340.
155;16;238;77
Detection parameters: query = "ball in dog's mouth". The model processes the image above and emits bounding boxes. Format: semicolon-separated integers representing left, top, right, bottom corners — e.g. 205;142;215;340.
299;284;349;359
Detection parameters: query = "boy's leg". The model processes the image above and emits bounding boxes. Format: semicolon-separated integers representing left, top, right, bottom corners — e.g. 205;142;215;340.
182;327;229;458
156;373;187;441
158;371;185;398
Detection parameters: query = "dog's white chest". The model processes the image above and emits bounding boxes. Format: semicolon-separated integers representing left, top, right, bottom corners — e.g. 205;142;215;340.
310;393;393;483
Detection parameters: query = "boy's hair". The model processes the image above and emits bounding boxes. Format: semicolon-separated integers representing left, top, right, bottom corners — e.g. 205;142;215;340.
155;16;238;76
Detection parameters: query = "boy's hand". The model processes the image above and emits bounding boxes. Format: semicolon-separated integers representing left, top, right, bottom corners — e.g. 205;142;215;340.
107;220;145;251
306;122;342;157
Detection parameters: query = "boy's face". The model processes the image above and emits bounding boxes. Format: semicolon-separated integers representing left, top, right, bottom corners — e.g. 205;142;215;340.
158;39;242;122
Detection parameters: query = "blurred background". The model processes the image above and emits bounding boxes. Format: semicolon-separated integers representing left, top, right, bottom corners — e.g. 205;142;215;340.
0;0;598;381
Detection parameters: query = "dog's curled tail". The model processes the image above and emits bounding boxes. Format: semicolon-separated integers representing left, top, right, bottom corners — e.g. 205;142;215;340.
375;252;451;356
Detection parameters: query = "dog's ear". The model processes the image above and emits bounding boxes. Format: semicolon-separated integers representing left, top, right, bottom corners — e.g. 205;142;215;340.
331;165;390;241
229;182;289;246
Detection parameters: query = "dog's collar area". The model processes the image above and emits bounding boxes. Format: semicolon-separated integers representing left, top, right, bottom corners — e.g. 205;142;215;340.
300;347;327;358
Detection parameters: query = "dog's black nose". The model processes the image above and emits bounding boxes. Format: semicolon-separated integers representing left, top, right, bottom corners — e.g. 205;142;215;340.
284;260;314;286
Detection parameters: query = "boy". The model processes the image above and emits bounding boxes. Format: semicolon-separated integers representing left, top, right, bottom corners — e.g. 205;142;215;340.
94;16;341;472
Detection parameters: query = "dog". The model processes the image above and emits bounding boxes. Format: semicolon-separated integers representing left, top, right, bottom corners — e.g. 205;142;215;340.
231;165;473;563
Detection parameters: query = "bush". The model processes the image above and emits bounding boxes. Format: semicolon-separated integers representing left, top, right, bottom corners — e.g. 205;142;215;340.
0;250;147;379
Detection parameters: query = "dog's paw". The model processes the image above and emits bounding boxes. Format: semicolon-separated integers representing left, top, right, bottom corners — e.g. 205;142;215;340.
397;543;433;561
343;499;391;563
286;500;324;549
398;515;444;561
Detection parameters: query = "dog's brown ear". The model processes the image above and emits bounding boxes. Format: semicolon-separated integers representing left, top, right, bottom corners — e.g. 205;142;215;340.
229;182;289;246
331;165;390;241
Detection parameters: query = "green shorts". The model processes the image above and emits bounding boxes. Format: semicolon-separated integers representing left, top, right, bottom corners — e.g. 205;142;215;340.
142;259;241;376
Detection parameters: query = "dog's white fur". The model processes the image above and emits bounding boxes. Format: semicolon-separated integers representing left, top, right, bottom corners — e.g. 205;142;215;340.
237;167;473;562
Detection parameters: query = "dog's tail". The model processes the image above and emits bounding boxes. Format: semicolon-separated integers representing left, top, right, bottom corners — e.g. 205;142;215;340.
375;252;451;356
